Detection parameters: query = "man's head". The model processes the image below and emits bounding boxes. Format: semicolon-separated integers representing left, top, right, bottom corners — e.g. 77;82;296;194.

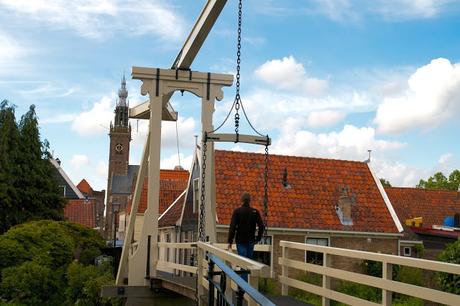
241;192;251;206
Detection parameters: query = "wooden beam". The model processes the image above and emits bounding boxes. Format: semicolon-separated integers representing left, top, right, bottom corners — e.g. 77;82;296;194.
129;0;228;119
206;133;271;146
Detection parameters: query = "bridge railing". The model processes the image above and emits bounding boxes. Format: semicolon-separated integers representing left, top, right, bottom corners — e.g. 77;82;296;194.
278;240;460;306
157;241;271;306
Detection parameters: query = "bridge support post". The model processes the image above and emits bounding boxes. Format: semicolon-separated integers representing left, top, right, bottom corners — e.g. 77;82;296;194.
197;246;205;305
281;245;289;295
322;253;331;306
382;261;393;306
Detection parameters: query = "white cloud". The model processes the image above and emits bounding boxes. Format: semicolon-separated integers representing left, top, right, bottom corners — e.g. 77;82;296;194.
131;116;197;150
371;159;428;187
254;56;328;95
0;0;185;40
71;154;90;169
374;58;460;134
306;110;345;128
71;96;114;136
96;161;108;178
376;0;455;20
0;31;29;77
271;124;405;161
161;153;193;170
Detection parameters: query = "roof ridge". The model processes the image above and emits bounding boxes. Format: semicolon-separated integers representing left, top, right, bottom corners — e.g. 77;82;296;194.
386;186;459;194
215;149;368;164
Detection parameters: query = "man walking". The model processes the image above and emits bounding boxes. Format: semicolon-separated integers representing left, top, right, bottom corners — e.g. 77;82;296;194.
227;192;265;259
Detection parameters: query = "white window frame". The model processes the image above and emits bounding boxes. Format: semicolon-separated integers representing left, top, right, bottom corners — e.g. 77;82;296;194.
305;236;330;263
193;178;199;213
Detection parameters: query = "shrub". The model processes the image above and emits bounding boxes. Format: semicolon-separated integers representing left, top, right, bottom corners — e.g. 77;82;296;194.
0;261;63;306
437;238;460;294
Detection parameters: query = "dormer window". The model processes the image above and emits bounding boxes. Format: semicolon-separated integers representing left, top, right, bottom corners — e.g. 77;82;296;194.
336;187;354;225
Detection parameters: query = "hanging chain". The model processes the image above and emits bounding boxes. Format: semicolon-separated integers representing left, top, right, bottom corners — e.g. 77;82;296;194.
234;0;243;135
263;142;269;237
198;137;207;242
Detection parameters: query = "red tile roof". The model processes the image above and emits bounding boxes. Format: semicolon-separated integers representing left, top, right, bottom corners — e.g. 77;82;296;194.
77;179;93;195
385;187;460;228
159;191;186;227
126;169;189;215
214;150;399;233
64;199;96;228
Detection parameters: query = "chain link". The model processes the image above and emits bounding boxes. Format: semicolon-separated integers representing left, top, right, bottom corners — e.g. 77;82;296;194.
198;138;207;242
234;0;242;135
263;142;269;237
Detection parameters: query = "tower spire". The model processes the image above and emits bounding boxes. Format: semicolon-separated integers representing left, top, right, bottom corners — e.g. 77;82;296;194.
114;74;129;127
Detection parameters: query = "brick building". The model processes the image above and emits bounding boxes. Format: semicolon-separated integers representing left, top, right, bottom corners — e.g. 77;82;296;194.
159;149;404;275
385;187;460;259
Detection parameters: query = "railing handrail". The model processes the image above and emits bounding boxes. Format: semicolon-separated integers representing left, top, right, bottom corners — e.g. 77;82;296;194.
197;241;271;277
280;240;460;275
208;254;275;306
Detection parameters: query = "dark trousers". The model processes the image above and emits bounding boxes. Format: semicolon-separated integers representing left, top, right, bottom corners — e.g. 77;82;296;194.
236;243;254;282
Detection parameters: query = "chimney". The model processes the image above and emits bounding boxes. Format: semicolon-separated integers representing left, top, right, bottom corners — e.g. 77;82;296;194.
336;187;353;225
174;165;184;171
282;167;291;188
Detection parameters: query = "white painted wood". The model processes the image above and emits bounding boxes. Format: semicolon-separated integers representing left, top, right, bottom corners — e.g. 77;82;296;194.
382;261;392;306
279;276;379;306
279;241;460;274
322;253;331;306
281;245;289;295
206;133;270;146
157;261;197;274
116;133;149;285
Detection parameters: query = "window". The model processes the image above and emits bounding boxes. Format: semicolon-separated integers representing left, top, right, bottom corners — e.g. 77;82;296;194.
59;185;66;196
193;178;199;213
305;237;329;265
403;246;411;257
253;236;272;266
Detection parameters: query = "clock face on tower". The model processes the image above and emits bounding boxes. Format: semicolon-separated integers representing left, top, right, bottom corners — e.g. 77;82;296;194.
115;143;124;153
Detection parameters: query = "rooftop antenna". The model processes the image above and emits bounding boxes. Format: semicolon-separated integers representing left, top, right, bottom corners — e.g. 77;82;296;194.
364;149;372;163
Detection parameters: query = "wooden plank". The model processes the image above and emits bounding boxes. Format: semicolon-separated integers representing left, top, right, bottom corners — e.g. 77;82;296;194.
206;133;270;146
278;276;379;306
279;257;460;305
279;241;460;274
157;260;197;274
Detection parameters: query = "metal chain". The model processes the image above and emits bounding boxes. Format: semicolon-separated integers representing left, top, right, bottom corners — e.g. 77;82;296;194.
234;0;242;135
198;137;207;242
263;143;269;237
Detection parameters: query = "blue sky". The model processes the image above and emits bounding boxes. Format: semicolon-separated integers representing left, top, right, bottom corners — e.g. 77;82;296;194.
1;0;460;190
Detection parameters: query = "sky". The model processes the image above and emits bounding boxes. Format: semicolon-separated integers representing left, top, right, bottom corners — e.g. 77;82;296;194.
1;0;460;191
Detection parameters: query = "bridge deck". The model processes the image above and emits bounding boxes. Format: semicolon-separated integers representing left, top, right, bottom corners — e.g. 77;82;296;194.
156;272;313;306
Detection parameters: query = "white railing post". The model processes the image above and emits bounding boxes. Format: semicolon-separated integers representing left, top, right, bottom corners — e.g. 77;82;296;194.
322;252;331;306
382;261;393;306
281;245;289;295
248;275;259;306
197;245;205;306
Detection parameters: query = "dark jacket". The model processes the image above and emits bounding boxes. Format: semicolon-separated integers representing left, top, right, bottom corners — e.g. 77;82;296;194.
227;204;264;244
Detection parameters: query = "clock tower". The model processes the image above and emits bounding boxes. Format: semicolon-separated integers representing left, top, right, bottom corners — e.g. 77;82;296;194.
108;75;131;176
106;75;132;241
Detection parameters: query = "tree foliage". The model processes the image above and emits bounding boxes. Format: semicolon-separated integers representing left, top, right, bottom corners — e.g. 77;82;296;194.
379;178;392;187
0;220;117;305
437;238;460;294
417;170;460;191
0;100;64;234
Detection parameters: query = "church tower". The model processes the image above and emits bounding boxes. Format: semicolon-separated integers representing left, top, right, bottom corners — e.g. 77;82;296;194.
106;76;131;241
108;75;131;176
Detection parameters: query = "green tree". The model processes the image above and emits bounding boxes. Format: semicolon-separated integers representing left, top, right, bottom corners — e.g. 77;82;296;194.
417;170;460;191
379;178;392;187
17;105;64;221
0;100;21;233
0;102;64;233
437;238;460;294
